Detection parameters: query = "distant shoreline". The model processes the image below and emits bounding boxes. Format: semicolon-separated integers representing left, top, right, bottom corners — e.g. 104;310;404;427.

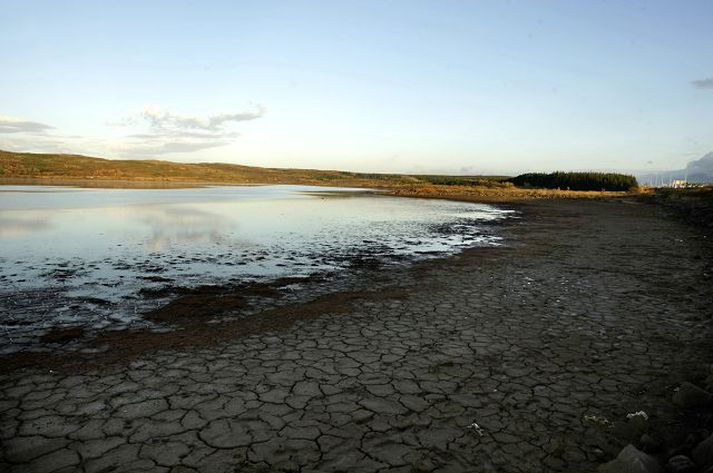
1;149;638;201
0;176;634;204
0;176;245;189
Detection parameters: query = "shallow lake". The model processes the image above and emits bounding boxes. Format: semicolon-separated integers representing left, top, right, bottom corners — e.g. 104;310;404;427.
0;184;512;352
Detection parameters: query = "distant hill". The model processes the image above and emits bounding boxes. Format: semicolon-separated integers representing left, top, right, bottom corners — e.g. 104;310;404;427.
686;152;713;182
0;150;507;188
0;150;405;187
638;152;713;185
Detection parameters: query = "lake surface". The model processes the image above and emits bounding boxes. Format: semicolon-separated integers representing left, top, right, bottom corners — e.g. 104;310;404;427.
0;184;512;353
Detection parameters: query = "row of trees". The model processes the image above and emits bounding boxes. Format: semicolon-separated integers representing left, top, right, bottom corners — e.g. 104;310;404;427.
509;172;638;191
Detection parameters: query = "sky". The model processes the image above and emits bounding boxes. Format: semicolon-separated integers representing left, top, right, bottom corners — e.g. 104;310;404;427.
1;0;712;175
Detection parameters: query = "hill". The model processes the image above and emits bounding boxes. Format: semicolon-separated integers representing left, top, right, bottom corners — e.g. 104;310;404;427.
0;150;510;188
0;150;394;186
638;152;713;185
0;149;639;201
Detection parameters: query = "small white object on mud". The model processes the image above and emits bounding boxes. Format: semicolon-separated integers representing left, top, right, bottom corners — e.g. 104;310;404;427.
626;411;649;421
467;422;485;436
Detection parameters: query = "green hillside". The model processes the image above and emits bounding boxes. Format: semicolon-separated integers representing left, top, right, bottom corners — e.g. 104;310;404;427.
0;150;506;188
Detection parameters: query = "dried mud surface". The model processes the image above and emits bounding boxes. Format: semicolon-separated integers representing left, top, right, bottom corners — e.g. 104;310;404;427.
1;199;712;472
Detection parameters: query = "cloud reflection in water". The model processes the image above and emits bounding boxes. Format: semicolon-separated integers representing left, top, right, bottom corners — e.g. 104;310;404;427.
0;215;52;237
136;206;234;251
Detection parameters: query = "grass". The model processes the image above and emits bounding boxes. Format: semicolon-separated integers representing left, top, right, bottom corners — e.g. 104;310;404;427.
412;175;510;187
0;150;395;187
0;149;638;201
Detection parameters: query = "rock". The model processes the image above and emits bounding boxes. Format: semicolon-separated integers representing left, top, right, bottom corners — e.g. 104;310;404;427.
672;382;712;409
639;434;662;454
626;411;649;433
665;455;696;473
705;375;713;392
704;365;713;392
693;433;713;470
598;444;663;473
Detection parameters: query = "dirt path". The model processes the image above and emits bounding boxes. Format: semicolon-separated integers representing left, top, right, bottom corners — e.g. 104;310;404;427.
1;199;712;472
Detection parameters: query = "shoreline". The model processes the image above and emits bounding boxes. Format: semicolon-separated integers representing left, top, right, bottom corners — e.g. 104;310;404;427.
1;193;712;471
0;212;517;374
0;186;511;358
0;176;636;202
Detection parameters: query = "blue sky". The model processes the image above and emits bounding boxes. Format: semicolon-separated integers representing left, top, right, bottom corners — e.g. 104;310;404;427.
1;0;711;174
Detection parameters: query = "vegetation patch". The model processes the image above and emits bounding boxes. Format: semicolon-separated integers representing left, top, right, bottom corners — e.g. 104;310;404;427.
509;172;638;191
0;150;641;201
414;175;510;187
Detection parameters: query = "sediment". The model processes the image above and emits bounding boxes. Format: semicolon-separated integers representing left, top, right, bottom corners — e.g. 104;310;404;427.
1;198;712;472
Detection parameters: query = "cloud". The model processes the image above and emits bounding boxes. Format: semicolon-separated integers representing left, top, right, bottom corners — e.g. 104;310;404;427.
112;104;265;156
120;139;230;156
0;115;54;134
135;206;231;250
139;105;265;132
0;104;264;158
0;215;52;237
692;77;713;89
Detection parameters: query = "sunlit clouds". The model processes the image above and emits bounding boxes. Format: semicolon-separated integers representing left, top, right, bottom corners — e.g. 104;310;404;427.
0;104;266;158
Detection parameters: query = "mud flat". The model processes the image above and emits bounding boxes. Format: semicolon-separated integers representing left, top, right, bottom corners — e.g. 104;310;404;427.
1;198;712;472
0;185;509;354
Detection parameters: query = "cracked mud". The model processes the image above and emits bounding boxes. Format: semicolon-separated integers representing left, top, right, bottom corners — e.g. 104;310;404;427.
1;199;712;472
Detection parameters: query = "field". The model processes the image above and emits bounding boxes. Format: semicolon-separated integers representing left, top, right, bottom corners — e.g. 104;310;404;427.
0;150;479;187
0;150;638;201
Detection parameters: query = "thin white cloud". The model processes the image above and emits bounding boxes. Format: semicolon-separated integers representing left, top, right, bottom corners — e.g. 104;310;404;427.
692;77;713;89
0;104;265;158
111;104;266;156
0;115;54;134
118;139;230;157
138;105;265;132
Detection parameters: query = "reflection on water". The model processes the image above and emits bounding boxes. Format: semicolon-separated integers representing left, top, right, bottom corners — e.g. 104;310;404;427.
138;206;231;251
0;184;513;352
0;215;52;237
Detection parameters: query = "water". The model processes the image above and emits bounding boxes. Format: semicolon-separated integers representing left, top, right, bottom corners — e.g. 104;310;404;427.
0;184;512;352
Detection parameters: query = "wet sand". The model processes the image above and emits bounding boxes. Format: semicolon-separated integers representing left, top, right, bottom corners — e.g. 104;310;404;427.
1;198;712;472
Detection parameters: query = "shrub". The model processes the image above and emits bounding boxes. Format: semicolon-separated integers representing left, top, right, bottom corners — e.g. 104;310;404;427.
509;172;638;191
415;175;509;186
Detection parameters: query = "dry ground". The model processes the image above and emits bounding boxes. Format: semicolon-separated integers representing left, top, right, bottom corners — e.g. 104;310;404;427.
1;198;712;472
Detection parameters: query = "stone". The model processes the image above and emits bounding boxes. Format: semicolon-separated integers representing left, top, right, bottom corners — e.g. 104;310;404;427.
672;382;712;409
693;434;713;470
598;444;663;473
639;434;662;454
665;455;696;473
